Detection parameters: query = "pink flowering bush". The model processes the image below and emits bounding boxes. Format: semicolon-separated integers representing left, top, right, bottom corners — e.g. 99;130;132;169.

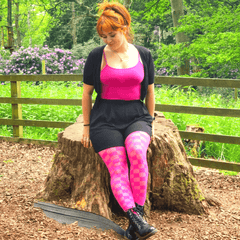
0;45;85;75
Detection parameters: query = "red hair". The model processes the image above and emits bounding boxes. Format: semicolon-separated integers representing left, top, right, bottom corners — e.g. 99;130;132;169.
96;0;134;43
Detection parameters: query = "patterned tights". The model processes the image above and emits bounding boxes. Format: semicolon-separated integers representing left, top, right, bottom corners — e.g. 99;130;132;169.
98;131;150;212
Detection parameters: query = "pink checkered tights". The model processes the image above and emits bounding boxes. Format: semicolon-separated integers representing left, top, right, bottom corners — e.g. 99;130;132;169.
98;131;150;212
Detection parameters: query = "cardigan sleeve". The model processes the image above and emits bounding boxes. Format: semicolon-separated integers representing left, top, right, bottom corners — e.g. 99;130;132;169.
83;51;94;86
148;51;155;85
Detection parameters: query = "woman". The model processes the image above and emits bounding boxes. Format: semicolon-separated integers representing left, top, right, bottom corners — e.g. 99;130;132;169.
81;1;157;239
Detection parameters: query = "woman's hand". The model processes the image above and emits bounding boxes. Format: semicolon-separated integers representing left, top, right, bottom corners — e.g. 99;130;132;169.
81;126;92;148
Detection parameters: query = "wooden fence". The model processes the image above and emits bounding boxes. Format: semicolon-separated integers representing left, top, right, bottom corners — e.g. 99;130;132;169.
0;74;240;172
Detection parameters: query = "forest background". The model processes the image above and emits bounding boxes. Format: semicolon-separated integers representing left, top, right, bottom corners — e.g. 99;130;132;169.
0;0;240;167
0;0;239;79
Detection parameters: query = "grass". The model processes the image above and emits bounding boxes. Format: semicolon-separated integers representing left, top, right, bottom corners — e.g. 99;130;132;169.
1;81;240;167
155;85;240;163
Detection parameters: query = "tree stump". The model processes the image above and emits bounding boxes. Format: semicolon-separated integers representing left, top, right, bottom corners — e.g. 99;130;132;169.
36;111;220;221
183;124;205;158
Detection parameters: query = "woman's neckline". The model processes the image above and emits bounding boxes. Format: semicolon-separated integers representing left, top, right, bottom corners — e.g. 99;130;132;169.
101;44;142;71
101;60;141;71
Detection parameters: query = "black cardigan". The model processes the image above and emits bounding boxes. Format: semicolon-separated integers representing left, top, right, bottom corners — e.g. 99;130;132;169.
83;44;155;109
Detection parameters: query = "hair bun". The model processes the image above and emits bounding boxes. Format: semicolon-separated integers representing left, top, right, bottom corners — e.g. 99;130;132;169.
98;2;111;12
96;1;134;43
98;2;120;15
104;6;114;12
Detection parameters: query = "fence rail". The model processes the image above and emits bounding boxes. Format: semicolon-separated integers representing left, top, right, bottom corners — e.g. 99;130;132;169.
1;97;240;117
1;74;240;87
0;74;240;172
0;97;82;106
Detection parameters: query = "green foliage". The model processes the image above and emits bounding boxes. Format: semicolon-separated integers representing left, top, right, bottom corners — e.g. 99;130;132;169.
71;38;102;60
156;85;240;163
0;48;11;75
44;0;99;49
131;0;240;80
131;0;171;22
219;170;239;176
130;0;175;50
44;9;73;49
3;160;14;164
0;0;54;48
0;48;11;60
154;42;181;75
153;1;240;79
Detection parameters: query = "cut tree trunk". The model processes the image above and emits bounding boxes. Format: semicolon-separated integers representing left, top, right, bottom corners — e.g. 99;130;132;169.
183;124;205;158
36;111;221;221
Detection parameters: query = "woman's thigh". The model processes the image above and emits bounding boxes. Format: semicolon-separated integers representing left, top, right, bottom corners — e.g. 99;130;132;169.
124;120;152;140
90;129;125;153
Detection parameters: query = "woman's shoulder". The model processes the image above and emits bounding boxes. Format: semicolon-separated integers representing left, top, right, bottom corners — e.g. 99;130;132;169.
133;44;152;65
89;45;106;56
133;44;151;55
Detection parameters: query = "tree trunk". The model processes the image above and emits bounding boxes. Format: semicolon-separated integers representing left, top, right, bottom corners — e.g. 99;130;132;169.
191;56;201;73
36;111;220;220
71;2;77;47
170;0;190;76
184;124;205;158
124;0;132;10
15;2;21;48
27;10;32;47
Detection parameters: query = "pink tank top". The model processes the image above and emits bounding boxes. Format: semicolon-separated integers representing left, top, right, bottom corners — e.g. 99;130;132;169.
100;49;144;100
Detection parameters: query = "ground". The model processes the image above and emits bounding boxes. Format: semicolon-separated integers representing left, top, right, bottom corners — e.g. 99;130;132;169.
0;140;240;240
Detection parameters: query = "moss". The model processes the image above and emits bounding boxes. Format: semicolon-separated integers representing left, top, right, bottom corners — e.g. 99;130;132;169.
38;198;46;202
194;184;205;201
146;192;149;202
183;176;189;187
171;172;205;205
54;189;58;196
187;124;204;129
51;163;56;170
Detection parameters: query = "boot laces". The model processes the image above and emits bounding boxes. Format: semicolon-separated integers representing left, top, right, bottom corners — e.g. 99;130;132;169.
132;207;147;225
136;205;149;221
141;208;149;221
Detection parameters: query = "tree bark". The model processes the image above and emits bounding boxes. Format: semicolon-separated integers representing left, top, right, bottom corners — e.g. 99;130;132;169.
124;0;132;10
15;2;21;48
170;0;190;76
27;9;32;47
71;2;77;47
184;125;205;158
36;111;220;220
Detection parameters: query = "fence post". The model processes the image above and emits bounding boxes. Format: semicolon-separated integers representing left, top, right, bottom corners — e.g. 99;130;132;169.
42;60;46;74
235;88;238;101
10;74;23;138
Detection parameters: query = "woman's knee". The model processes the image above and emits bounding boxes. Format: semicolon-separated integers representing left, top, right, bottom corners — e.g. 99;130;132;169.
125;131;150;148
98;146;129;176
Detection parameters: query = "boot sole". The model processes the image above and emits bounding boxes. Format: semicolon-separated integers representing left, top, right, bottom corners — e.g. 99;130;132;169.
124;231;139;240
135;228;158;240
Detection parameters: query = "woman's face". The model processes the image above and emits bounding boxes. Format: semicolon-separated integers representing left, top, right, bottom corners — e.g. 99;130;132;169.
101;29;126;50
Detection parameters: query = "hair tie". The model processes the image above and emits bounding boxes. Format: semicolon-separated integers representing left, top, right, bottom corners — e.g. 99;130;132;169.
105;7;115;12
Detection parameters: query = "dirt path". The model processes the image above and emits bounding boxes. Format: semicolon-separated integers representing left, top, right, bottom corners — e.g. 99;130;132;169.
0;140;240;240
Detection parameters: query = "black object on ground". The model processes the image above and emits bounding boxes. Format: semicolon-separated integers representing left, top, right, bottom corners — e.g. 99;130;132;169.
34;202;127;238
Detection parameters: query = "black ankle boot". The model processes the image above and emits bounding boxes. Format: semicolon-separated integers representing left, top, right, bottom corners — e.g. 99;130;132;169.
125;203;146;240
125;225;138;240
126;207;157;240
135;203;147;220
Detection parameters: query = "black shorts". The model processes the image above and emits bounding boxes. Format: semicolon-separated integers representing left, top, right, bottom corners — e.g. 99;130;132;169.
89;99;153;153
